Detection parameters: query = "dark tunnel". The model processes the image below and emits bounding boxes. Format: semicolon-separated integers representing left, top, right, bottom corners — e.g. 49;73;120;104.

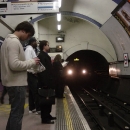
64;50;130;104
64;50;109;88
66;50;109;71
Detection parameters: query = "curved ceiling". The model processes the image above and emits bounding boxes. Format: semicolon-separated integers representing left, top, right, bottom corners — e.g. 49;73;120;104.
37;15;117;62
0;0;118;62
60;0;117;24
31;0;117;25
1;0;117;28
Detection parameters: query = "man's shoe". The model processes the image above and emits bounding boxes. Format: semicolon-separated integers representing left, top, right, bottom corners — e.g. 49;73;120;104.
50;116;56;120
29;109;36;114
35;111;41;115
42;120;54;124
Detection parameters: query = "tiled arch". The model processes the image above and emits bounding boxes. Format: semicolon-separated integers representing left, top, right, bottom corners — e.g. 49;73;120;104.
31;11;102;27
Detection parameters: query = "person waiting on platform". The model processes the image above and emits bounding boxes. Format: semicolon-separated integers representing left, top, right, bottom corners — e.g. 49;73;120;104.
37;40;56;124
0;38;9;104
0;21;40;130
25;37;41;115
52;54;65;98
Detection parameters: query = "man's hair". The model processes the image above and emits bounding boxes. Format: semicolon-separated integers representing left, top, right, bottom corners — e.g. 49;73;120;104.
39;40;48;51
28;37;36;45
15;21;35;36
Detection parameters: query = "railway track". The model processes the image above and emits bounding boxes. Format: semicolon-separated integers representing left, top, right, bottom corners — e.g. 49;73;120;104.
69;85;130;130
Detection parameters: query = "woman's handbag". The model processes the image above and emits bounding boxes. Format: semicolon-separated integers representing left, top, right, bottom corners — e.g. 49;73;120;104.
38;88;55;105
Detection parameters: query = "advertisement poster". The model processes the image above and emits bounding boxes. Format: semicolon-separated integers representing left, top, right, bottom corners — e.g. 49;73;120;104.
113;1;130;37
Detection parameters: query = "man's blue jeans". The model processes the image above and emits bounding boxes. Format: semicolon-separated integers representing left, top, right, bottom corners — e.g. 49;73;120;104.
6;86;26;130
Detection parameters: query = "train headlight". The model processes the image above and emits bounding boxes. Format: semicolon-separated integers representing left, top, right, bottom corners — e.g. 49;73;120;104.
67;69;73;75
82;69;86;74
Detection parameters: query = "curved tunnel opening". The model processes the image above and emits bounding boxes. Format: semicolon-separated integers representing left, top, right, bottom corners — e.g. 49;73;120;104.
64;50;110;90
66;50;109;71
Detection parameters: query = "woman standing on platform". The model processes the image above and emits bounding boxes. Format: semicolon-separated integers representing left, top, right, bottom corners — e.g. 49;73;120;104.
52;54;65;98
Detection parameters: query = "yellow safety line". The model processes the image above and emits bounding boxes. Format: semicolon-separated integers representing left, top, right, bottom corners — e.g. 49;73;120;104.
24;103;28;109
0;103;29;114
63;98;74;130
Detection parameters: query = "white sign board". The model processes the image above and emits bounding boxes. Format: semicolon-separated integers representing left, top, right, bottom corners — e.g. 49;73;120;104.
0;2;59;14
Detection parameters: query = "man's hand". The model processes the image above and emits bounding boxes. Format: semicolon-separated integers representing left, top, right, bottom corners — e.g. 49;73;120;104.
33;57;40;65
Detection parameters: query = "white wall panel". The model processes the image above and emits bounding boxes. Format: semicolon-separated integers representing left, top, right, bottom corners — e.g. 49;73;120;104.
61;0;117;24
0;23;11;38
33;22;39;40
88;44;115;62
101;16;130;61
109;62;130;76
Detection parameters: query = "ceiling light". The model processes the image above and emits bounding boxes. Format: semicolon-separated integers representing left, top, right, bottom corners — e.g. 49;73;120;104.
57;24;61;30
58;0;62;8
57;13;61;22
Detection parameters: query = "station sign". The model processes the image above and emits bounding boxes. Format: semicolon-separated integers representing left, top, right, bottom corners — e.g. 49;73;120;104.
0;1;59;15
124;53;129;67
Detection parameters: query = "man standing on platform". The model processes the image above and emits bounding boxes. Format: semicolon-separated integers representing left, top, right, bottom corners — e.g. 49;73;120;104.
38;40;56;124
25;37;40;114
0;21;40;130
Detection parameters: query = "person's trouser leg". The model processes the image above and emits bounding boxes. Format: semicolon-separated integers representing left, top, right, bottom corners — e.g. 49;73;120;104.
59;85;64;97
28;73;40;111
1;86;7;103
55;83;59;97
41;104;52;121
58;78;64;98
6;86;26;130
41;105;48;121
28;87;35;111
1;86;7;98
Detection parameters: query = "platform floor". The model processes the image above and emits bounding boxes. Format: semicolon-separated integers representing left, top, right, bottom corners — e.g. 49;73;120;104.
0;86;91;130
0;91;56;130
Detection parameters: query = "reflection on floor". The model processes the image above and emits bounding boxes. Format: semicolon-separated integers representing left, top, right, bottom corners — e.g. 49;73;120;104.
0;93;56;130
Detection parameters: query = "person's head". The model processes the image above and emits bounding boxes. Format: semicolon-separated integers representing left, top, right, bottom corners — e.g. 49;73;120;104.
61;59;64;63
39;40;49;52
28;37;37;48
14;21;35;41
54;54;62;62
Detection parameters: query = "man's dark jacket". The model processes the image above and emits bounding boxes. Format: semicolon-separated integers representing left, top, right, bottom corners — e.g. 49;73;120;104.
38;51;53;88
